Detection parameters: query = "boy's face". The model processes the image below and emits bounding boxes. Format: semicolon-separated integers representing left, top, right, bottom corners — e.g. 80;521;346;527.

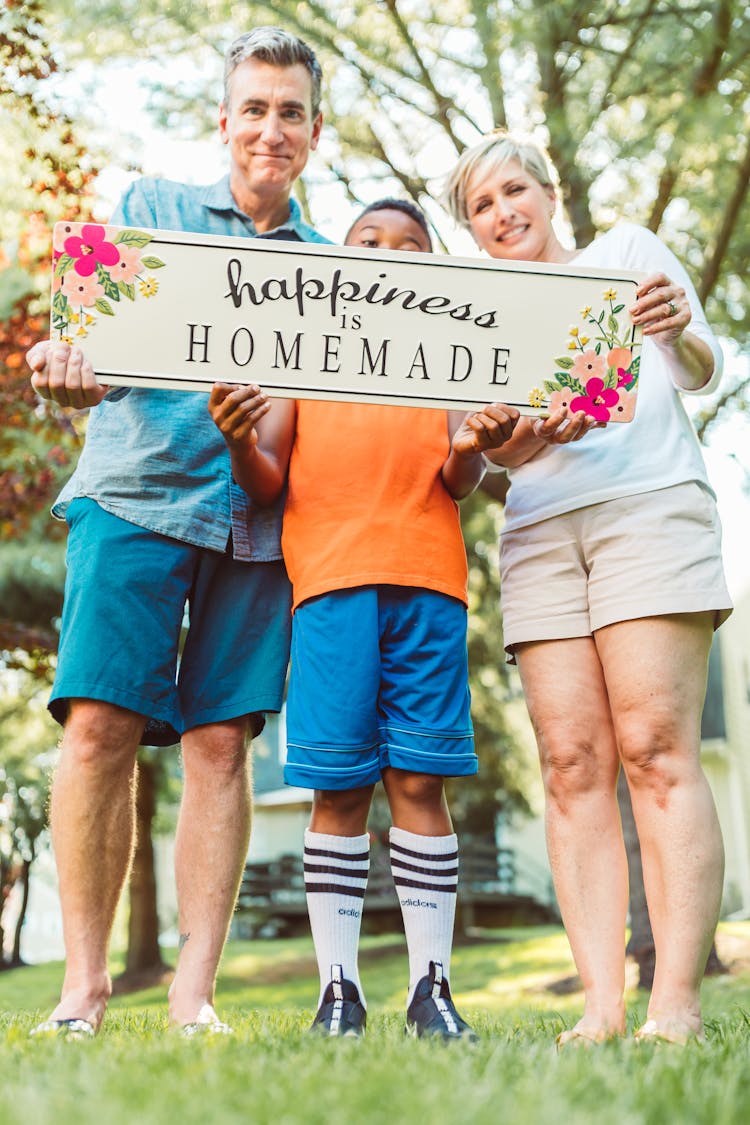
346;209;431;253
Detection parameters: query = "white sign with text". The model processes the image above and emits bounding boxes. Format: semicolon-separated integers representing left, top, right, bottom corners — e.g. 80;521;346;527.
52;221;645;421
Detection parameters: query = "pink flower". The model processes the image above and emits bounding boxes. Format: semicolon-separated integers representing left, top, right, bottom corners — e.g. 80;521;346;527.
64;223;120;277
54;223;78;255
571;349;606;380
608;346;632;371
62;270;105;308
109;243;143;284
549;389;572;412
569;377;620;422
608;390;637;422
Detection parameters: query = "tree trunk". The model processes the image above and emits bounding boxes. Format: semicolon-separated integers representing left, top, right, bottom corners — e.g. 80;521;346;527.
119;758;171;983
11;854;32;966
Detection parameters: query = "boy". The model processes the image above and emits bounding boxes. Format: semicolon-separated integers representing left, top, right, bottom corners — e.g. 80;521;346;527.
209;200;519;1038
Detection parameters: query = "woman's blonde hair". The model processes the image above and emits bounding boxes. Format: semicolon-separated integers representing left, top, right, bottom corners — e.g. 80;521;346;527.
442;132;555;228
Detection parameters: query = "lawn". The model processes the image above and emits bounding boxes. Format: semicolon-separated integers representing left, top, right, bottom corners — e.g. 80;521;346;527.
2;923;750;1125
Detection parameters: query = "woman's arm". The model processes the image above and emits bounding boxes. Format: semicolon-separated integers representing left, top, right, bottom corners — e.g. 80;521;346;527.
630;271;716;392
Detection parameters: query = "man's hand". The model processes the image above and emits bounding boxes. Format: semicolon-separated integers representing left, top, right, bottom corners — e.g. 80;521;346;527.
451;403;520;457
208;383;271;449
27;341;109;409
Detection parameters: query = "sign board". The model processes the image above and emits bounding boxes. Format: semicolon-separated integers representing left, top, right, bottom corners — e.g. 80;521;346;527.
51;221;644;421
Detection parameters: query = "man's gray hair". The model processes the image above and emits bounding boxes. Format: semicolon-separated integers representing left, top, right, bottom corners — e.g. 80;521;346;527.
224;26;323;116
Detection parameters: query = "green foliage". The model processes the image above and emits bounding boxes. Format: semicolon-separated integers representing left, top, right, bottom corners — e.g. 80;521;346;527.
2;928;750;1123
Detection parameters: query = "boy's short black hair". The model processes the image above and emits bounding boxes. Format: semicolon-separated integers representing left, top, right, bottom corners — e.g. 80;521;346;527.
346;197;432;249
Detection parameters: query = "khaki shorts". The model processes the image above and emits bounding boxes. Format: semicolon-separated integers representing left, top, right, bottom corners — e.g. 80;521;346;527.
500;481;733;661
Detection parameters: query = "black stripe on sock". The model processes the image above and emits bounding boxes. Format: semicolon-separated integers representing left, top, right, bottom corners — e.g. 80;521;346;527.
304;882;366;898
304;846;370;862
389;841;458;862
304;862;369;879
390;856;459;877
392;875;458;894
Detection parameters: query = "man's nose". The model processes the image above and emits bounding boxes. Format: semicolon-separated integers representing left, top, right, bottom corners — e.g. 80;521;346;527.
260;113;284;143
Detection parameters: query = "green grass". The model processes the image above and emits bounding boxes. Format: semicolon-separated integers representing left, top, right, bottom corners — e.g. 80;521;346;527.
2;924;750;1125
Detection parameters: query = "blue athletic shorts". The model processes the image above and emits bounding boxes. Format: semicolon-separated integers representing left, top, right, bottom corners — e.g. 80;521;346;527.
284;585;476;790
50;498;292;745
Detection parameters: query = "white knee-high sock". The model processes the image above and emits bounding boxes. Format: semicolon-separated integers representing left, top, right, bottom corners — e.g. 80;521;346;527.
389;825;459;1004
304;829;370;1006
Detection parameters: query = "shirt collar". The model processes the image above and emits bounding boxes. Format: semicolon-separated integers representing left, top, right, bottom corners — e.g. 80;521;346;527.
201;175;302;234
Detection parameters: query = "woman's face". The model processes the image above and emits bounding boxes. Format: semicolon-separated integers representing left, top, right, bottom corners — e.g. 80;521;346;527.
465;158;564;264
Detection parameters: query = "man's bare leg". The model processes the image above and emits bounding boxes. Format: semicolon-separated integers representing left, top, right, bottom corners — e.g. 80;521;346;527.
45;699;143;1031
168;718;251;1026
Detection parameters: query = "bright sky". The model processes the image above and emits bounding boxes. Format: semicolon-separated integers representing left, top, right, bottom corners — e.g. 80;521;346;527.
66;62;750;602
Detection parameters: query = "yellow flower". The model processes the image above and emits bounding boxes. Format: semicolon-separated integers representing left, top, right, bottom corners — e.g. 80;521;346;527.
139;276;159;297
568;340;578;351
529;388;545;409
70;312;80;324
580;305;592;317
60;334;74;344
569;326;579;337
603;288;617;300
84;314;96;325
580;335;590;345
76;326;88;337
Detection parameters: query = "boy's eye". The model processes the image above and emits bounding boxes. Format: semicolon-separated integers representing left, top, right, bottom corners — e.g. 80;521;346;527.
359;238;378;247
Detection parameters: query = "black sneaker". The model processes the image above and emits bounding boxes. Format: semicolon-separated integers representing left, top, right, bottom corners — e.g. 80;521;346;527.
406;960;478;1042
310;964;366;1038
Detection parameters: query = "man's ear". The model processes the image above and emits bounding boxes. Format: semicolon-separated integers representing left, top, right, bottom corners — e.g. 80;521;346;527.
310;112;323;151
218;102;229;144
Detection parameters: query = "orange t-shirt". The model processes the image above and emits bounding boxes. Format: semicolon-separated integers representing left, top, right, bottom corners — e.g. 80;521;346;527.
282;400;468;611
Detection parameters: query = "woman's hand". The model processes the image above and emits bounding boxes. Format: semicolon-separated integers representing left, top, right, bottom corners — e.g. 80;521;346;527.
531;406;602;444
630;272;691;343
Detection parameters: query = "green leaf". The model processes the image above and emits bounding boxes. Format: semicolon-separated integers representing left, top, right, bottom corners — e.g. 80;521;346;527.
608;313;620;334
94;298;115;316
140;256;165;269
114;229;153;248
554;355;574;368
613;303;625;313
52;290;70;317
544;380;561;394
54;253;75;279
118;281;136;300
96;263;121;301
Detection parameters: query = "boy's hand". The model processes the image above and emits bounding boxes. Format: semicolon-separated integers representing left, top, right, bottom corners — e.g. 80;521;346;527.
451;403;520;456
27;340;108;409
208;383;270;448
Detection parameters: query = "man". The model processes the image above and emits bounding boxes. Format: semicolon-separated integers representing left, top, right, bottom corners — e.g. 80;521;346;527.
26;26;326;1038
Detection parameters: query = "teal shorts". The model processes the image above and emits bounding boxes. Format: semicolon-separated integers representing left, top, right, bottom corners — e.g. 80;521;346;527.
50;499;292;745
284;585;476;790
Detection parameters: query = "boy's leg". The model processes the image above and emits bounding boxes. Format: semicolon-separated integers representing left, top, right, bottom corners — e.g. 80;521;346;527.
378;588;477;1039
382;770;457;999
284;590;384;1035
306;786;373;1021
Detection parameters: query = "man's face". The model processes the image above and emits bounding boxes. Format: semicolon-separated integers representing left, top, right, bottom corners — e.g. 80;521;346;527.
219;59;322;199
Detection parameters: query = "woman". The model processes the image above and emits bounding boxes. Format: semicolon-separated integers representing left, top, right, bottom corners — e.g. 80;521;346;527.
443;133;732;1046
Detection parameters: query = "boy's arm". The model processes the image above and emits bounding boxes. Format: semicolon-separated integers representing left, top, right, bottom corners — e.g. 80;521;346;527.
443;404;520;500
208;383;296;505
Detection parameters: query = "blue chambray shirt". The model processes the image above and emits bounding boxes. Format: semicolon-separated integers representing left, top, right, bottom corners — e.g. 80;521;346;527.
52;176;331;560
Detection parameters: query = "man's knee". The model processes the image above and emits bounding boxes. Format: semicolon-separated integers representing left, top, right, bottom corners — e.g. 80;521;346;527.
62;699;143;771
181;718;250;778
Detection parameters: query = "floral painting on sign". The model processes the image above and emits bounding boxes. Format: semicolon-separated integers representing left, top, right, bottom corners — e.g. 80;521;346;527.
527;288;641;422
51;223;165;343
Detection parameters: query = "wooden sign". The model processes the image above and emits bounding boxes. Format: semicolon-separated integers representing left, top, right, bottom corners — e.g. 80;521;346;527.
51;221;645;421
